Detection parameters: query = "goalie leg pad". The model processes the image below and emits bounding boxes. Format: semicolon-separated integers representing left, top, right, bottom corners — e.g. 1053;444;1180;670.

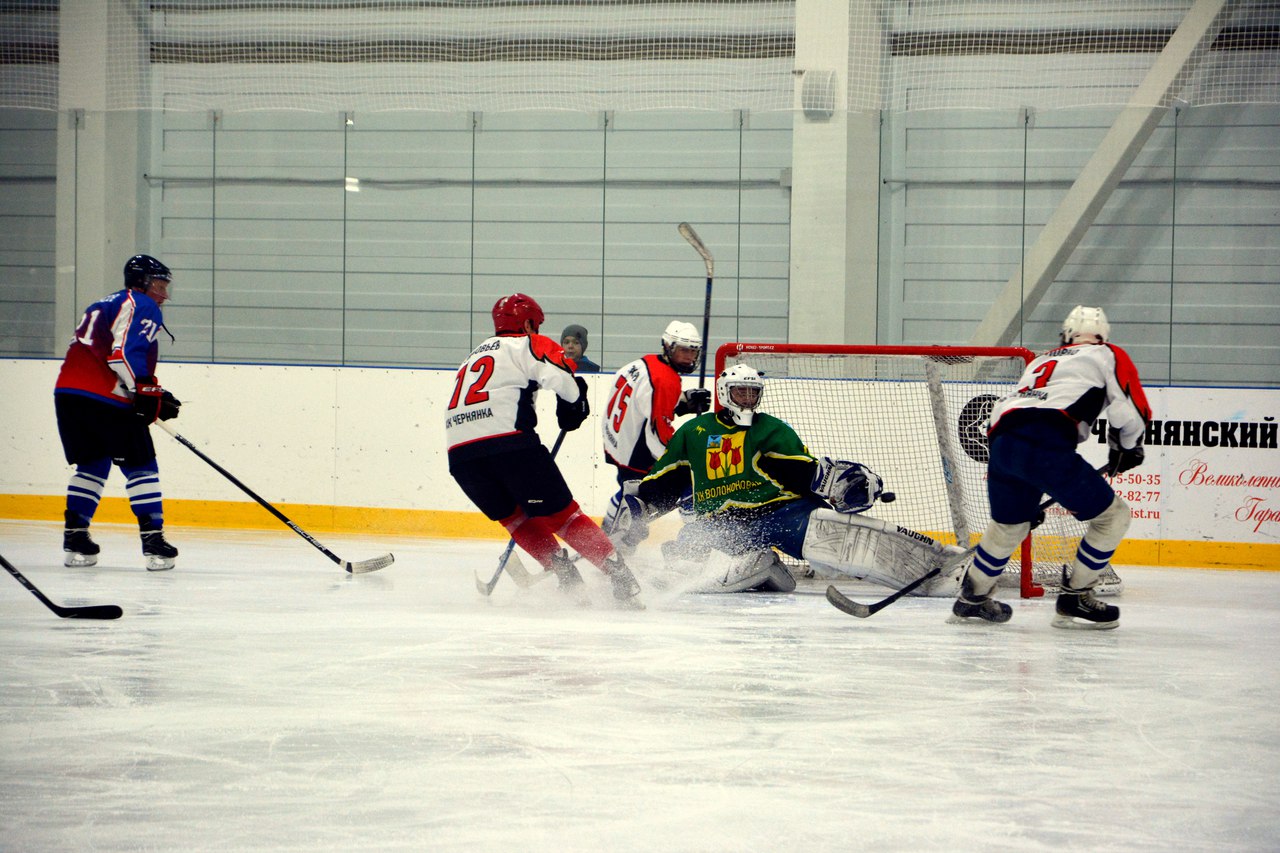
690;550;796;594
800;508;965;597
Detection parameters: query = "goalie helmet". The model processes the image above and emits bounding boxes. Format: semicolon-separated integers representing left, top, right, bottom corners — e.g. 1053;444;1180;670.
717;363;765;427
123;254;171;293
492;293;544;335
661;320;702;375
1061;305;1110;345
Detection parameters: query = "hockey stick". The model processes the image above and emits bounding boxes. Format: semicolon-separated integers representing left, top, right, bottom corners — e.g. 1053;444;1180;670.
475;429;568;596
1;551;122;620
155;421;393;574
825;485;1082;619
678;222;715;387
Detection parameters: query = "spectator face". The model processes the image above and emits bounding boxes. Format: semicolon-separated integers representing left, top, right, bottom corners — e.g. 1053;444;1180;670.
561;336;584;360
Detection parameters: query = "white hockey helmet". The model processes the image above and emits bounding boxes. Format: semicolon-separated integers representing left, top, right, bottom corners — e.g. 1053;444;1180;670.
661;320;702;375
716;363;765;426
1061;305;1110;344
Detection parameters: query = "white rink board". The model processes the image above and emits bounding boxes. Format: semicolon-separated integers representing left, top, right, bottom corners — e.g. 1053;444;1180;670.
1;359;1277;549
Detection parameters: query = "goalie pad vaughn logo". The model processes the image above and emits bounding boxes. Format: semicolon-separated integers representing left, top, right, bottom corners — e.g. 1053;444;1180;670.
800;509;965;597
957;394;999;463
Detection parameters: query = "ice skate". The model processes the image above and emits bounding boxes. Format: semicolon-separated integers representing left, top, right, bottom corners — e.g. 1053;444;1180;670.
1052;567;1119;630
62;527;100;567
604;555;644;610
548;549;590;605
141;529;178;571
947;573;1011;624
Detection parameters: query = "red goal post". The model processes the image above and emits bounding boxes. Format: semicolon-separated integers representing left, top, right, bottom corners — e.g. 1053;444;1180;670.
715;342;1095;598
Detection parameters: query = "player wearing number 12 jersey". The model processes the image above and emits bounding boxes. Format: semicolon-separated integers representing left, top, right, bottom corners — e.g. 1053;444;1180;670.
951;305;1152;629
445;293;643;607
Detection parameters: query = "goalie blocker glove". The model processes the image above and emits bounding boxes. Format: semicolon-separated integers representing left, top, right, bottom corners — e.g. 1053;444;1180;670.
1106;427;1144;476
556;376;590;431
811;457;883;514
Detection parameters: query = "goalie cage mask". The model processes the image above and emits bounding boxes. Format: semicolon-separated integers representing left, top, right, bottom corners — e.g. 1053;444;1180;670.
717;364;765;426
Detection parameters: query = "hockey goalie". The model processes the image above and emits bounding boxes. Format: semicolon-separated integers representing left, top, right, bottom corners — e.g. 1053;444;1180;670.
608;364;967;595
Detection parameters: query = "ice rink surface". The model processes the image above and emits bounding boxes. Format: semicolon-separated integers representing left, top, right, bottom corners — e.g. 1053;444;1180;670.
2;519;1278;853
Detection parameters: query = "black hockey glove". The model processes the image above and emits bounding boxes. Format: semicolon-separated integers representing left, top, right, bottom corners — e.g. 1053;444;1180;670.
556;376;590;432
159;390;181;421
1108;445;1144;476
133;376;164;425
674;387;712;416
1106;427;1145;476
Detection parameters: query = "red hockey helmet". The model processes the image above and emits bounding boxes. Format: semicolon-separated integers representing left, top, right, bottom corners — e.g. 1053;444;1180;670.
492;293;544;335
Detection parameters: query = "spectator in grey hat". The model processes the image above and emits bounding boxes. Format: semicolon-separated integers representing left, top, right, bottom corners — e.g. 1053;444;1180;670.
560;324;601;373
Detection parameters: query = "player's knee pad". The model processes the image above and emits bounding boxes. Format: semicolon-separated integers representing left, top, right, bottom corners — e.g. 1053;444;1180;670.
980;519;1031;558
1083;495;1131;551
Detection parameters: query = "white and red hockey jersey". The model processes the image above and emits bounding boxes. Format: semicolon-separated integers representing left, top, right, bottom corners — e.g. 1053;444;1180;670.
445;332;580;462
601;353;685;476
990;341;1152;449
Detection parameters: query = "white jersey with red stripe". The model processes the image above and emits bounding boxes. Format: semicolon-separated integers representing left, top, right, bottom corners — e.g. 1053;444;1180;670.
990;341;1152;449
601;353;684;476
445;331;580;461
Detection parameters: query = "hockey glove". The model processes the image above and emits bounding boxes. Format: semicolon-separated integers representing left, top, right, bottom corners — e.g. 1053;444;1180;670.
159;390;181;421
674;387;712;416
811;457;883;514
133;376;164;425
1106;427;1145;476
556;376;590;431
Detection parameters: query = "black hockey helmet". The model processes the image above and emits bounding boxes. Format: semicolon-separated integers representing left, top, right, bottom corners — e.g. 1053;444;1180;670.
123;254;172;291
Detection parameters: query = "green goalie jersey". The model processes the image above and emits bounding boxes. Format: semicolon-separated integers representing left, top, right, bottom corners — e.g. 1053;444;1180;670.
644;410;816;515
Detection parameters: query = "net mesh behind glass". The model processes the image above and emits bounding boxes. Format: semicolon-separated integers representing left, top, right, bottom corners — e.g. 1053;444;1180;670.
2;1;1276;112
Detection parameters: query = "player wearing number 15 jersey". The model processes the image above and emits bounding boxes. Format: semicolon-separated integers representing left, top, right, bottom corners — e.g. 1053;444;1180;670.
951;305;1152;630
599;321;711;535
445;293;643;608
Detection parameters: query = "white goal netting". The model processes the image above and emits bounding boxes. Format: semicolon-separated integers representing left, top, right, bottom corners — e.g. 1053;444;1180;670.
2;1;1276;112
717;343;1117;597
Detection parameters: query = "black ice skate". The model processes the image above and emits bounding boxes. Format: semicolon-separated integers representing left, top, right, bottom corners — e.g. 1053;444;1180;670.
947;573;1012;624
140;529;178;572
1052;567;1119;630
548;549;589;605
604;555;644;610
63;527;100;567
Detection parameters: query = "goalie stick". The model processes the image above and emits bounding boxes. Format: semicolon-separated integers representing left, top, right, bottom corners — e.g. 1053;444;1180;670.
156;422;393;574
824;471;1105;619
475;430;567;596
678;222;715;387
1;551;122;620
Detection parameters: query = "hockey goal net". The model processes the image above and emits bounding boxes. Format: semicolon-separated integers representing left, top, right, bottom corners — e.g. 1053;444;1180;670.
716;343;1105;598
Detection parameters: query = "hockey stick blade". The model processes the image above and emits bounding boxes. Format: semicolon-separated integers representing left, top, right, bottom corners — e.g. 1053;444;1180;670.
345;553;395;574
1;552;123;620
678;222;714;278
826;566;944;619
